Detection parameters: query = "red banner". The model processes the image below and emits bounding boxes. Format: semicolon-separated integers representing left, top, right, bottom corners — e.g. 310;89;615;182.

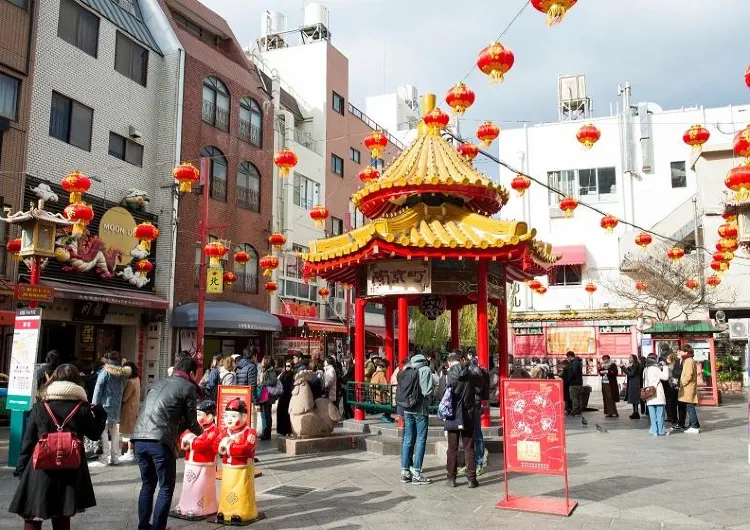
502;379;566;476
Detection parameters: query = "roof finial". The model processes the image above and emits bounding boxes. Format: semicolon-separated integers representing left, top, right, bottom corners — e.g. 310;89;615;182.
417;94;436;136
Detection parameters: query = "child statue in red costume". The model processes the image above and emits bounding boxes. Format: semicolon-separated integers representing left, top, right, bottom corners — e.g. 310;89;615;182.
214;398;262;525
171;400;220;520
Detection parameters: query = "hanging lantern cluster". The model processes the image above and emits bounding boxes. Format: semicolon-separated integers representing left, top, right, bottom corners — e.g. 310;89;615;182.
457;143;479;163
718;222;738;239
635;232;652;249
318;287;330;302
635;280;648;292
445;82;476;115
559;196;578;217
476;41;515;84
476;121;500;148
725;163;750;203
600;214;618;233
683;124;710;152
576;123;601;150
259;254;279;277
134;221;159;253
173;162;200;193
717;237;739;253
584;282;597;295
309;205;330;227
733;125;750;161
420;295;446;320
264;280;278;292
364;131;388;159
423;108;450;133
60;171;94;237
528;279;543;291
274;148;298;178
707;274;722;289
684;278;699;291
269;232;287;250
6;238;21;261
223;271;238;288
666;246;685;263
358;166;380;183
204;241;227;268
61;171;91;204
511;175;531;196
531;0;577;26
134;259;153;278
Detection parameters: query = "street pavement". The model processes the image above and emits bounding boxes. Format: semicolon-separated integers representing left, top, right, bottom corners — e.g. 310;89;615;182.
1;395;749;529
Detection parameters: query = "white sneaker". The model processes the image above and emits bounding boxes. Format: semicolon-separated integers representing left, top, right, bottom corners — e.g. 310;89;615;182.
88;458;108;467
685;427;700;434
119;452;135;463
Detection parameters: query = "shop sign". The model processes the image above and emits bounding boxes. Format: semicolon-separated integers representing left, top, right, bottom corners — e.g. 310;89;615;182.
206;268;224;294
6;308;42;412
15;284;55;304
0;310;15;326
367;260;431;296
281;302;316;318
71;300;109;322
273;338;322;358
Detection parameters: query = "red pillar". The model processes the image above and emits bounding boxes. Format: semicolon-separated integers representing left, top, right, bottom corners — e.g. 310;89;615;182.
477;260;490;427
195;157;210;380
354;295;366;421
28;256;40;309
398;296;408;366
384;302;394;380
497;297;508;418
449;307;460;351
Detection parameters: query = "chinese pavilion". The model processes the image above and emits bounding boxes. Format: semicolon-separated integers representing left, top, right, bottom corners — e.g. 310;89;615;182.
300;94;558;423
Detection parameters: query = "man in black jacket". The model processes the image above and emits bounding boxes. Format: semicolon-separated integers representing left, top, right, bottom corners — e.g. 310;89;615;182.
131;352;202;530
444;352;479;489
235;348;258;389
467;351;490;475
566;351;584;416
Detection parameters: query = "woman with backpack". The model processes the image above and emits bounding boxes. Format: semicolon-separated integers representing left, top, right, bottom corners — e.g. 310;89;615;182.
9;364;107;529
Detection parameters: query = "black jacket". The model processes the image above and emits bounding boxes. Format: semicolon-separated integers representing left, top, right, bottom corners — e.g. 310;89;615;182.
444;364;477;431
569;357;584;386
235;357;258;388
131;374;202;455
468;361;490;402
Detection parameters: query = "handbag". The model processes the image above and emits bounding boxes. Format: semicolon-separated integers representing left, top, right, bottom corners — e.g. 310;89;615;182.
33;402;83;470
640;386;657;400
266;377;283;397
437;385;453;420
256;385;270;404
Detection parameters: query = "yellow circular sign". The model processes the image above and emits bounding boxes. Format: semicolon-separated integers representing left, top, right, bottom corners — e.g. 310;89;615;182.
98;206;138;266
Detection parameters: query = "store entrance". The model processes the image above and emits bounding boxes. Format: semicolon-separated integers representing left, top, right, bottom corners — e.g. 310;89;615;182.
40;322;77;364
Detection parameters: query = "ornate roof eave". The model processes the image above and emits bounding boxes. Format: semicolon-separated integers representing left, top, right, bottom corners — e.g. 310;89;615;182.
0;207;73;226
509;308;641;323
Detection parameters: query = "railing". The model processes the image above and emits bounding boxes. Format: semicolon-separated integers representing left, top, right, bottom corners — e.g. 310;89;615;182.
347;102;406;151
345;382;438;415
239;118;262;146
293;128;317;153
202;100;229;131
236;185;260;212
209;177;227;201
233;272;258;294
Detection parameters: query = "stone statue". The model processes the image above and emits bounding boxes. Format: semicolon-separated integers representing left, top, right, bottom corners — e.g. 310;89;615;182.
289;370;341;438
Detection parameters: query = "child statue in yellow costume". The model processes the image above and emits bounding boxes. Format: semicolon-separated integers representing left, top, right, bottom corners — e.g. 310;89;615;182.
214;398;260;525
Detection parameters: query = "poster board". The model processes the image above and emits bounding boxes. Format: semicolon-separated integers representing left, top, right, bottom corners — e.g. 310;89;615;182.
6;308;42;412
497;379;577;516
216;385;254;429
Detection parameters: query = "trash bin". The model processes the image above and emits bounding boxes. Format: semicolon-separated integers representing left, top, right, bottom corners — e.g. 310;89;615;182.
580;385;592;410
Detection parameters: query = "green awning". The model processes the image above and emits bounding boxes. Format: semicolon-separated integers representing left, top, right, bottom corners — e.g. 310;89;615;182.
643;321;723;335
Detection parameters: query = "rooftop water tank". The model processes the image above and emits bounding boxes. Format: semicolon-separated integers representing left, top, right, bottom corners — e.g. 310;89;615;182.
303;3;329;28
260;10;287;37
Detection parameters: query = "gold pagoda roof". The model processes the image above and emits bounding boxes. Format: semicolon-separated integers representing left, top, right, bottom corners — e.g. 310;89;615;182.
351;131;509;219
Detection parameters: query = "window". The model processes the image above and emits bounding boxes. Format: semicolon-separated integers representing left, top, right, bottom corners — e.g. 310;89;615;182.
578;167;616;201
49;92;93;151
332;91;344;115
108;132;143;166
235;244;258;294
285;245;307;279
373;159;384;172
547;170;575;205
0;73;19;121
0;201;7;276
283;245;317;301
202;76;229;131
331;216;344;236
349;147;360;164
331;153;344;176
239;97;262;146
172;11;223;46
671;161;686;188
200;146;227;201
57;0;99;57
293;173;319;210
550;265;582;286
352;208;365;229
237;161;260;212
5;0;28;8
114;32;148;86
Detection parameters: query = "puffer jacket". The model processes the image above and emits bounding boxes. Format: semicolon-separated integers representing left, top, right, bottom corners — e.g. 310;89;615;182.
444;363;477;431
235;357;258;389
92;361;131;424
131;372;202;455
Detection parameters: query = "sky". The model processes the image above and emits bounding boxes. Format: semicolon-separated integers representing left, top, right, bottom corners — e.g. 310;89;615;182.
201;0;750;130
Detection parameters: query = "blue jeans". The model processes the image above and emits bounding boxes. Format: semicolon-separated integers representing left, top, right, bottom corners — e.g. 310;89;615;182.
473;412;485;467
135;441;177;530
401;413;428;472
647;404;666;435
686;403;700;429
260;403;272;438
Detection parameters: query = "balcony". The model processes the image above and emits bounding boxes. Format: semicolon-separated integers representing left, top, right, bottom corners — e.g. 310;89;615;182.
193;266;258;294
347;102;406;151
202;99;229;132
209;177;227;201
236;185;260;212
292;128;317;154
239;118;262;146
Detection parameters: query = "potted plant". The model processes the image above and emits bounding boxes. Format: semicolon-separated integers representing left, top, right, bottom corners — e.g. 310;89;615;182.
716;355;744;393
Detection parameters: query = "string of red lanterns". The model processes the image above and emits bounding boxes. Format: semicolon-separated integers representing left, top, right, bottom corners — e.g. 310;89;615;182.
173;162;200;193
559;196;578;217
666;247;685;263
259;254;279;277
204;241;227;268
61;171;91;204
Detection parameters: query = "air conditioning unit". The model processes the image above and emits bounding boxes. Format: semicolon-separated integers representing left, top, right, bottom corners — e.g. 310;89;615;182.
728;318;749;340
331;298;346;319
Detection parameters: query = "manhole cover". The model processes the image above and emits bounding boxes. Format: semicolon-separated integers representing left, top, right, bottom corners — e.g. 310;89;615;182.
264;485;315;498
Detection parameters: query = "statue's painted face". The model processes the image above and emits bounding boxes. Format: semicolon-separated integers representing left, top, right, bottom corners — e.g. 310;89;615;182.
223;410;246;430
197;410;214;426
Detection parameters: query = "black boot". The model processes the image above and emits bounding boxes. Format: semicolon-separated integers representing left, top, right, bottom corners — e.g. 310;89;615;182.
216;512;225;524
230;515;242;526
446;477;456;488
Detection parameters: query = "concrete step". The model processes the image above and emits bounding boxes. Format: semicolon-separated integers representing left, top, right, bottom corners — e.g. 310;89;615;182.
352;434;504;457
341;418;502;440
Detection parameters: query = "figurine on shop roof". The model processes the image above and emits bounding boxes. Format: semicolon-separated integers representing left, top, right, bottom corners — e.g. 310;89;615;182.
214;398;262;525
171;400;220;521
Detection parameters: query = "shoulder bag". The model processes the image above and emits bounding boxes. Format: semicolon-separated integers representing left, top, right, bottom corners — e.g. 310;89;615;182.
33;402;83;470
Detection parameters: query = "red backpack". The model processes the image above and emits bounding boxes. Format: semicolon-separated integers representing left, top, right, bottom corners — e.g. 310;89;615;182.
32;402;83;470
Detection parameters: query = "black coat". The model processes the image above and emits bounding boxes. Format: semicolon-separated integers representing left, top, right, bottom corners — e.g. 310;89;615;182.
568;357;584;386
623;362;642;405
10;397;107;520
275;371;295;436
443;364;478;431
235;357;258;389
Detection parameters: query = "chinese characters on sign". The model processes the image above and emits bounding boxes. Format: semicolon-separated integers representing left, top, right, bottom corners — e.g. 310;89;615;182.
6;308;43;411
207;267;224;294
281;302;317;318
217;385;254;428
367;260;431;296
15;284;55;304
72;300;109;322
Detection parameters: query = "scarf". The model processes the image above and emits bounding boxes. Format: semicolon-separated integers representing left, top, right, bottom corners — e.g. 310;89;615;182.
173;369;204;400
681;352;692;360
43;381;88;402
600;360;613;371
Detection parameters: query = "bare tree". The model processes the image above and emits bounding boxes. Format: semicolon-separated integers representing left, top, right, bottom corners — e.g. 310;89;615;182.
603;242;734;321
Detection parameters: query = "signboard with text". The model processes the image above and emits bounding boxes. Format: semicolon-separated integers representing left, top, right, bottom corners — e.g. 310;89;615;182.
206;268;224;294
15;284;55;304
6;308;43;412
216;385;254;428
280;301;317;318
366;260;431;296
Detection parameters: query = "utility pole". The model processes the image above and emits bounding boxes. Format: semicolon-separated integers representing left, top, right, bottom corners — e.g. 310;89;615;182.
692;196;705;298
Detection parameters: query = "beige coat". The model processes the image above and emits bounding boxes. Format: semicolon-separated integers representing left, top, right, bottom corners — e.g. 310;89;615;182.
119;377;141;435
678;356;699;404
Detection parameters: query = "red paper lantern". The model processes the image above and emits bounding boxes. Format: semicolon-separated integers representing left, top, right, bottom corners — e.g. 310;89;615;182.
268;233;287;250
745;64;750;89
576;123;601;150
733;125;750;160
318;287;330;301
476;121;500;148
584;282;597;295
718;222;738;239
457;143;479;162
63;202;94;237
233;250;250;266
722;212;737;222
134;221;159;252
600;214;618;233
358;166;380;183
531;0;577;25
364;131;388;159
223;271;238;288
204;241;227;268
274;148;298;178
635;280;648;292
259;254;279;277
707;274;722;288
685;278;699;291
717;238;739;253
535;286;548;295
713;250;734;263
725;162;750;201
476;41;514;84
309;205;330;227
559;196;578;217
61;171;91;204
423;108;450;134
635;232;653;249
666;247;685;263
510;175;531;197
445;82;476;115
173;162;200;193
683;124;710;152
134;259;153;278
528;279;543;291
264;280;278;292
6;238;21;261
710;261;729;275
